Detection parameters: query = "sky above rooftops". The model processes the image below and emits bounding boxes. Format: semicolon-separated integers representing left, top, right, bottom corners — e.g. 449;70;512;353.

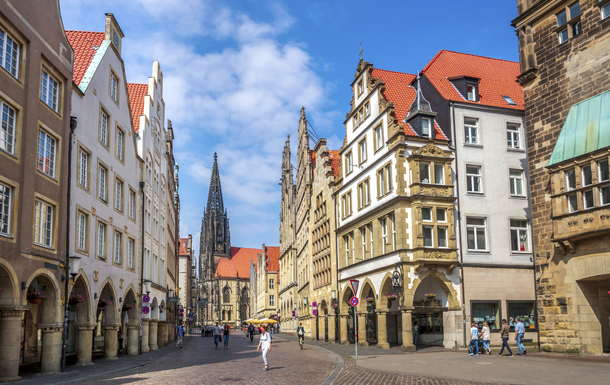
59;0;520;260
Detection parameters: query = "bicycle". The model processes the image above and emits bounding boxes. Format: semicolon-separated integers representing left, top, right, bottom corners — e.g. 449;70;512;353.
299;335;304;349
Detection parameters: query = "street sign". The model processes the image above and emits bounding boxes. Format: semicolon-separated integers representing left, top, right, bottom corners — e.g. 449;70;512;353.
349;279;359;296
143;295;150;303
292;310;295;317
198;301;206;307
313;309;317;316
312;301;317;308
168;297;179;303
350;296;359;307
142;307;150;315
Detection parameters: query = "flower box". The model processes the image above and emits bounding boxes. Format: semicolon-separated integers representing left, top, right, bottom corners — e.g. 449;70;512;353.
27;292;45;304
98;298;112;308
69;294;85;306
424;293;437;300
364;297;375;303
385;294;398;301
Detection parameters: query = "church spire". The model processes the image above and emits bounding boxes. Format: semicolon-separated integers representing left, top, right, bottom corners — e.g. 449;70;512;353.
206;152;224;213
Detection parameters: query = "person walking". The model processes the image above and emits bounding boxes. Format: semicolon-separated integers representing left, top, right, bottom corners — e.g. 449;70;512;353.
515;317;527;355
497;319;513;357
248;323;255;342
469;322;480;356
412;321;419;345
257;324;272;371
213;322;221;348
482;322;491;354
223;323;231;348
297;322;305;349
175;321;184;349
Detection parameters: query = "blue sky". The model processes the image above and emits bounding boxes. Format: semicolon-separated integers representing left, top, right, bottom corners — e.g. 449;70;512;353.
60;0;520;257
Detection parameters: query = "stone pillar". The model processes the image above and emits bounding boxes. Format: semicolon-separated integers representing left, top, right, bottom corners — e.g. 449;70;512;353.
127;323;139;355
39;324;62;374
149;320;158;351
339;314;348;345
141;319;150;353
376;310;390;349
317;317;324;340
0;307;27;381
157;322;166;348
328;315;336;343
401;310;415;352
164;321;169;344
357;313;368;346
74;323;95;365
103;324;119;359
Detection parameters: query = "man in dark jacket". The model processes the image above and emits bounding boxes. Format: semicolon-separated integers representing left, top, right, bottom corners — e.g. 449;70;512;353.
497;319;514;357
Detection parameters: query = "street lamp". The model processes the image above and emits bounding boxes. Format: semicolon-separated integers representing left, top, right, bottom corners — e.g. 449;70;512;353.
144;279;151;295
69;256;81;278
331;290;336;300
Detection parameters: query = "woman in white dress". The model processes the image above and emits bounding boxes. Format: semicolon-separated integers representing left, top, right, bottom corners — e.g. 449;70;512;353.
482;322;491;354
257;324;272;370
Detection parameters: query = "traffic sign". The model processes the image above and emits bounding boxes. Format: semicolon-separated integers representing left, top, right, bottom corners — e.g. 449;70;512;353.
142;307;150;314
143;295;150;303
349;279;359;296
313;309;317;316
312;301;317;308
350;296;359;307
292;310;296;317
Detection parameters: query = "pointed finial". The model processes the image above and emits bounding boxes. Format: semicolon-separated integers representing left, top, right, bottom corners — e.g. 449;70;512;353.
359;43;363;60
416;70;421;111
214;152;218;161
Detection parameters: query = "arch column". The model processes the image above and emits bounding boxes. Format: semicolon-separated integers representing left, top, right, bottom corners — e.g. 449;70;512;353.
157;322;166;348
339;314;348;345
0;306;28;381
39;323;63;374
376;309;390;349
401;309;415;352
328;314;336;343
149;320;158;351
357;312;368;346
127;323;139;355
317;317;324;340
141;319;150;353
103;323;120;359
74;322;96;365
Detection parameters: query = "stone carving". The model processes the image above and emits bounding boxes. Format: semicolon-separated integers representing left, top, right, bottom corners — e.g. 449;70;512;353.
563;240;575;252
412;142;449;157
420;187;451;197
423;251;453;260
120;278;124;289
93;271;99;282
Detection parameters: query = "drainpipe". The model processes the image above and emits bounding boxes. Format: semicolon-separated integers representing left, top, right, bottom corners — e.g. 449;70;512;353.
139;181;145;354
450;103;467;349
61;116;77;372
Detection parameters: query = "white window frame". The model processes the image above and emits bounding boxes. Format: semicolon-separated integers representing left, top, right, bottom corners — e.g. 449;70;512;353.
583;189;594;210
40;70;59;112
510;169;525;196
379;168;386;196
0;182;12;236
509;219;530;253
269;279;274;289
34;199;54;247
37;130;57;179
270;295;275;307
467;83;476;101
346;152;353;175
381;217;388;254
116;129;124;160
466;165;483;193
391;213;396;250
76;212;87;251
437;226;448;248
423;225;434;248
0;27;20;78
359;139;367;164
422;207;432;222
374;125;383;150
434;163;445;185
115;179;123;211
420;162;430;184
421;118;431;138
603;2;610;20
507;123;521;149
154;207;159;240
466;217;487;251
128;238;134;269
78;150;88;188
344;235;350;266
436;208;447;223
601;185;610;206
99;110;109;146
98;166;107;201
110;73;119;102
464;118;479;145
97;222;106;258
582;165;593;187
598;160;609;182
1;100;16;155
568;193;578;213
361;227;367;259
113;231;122;264
129;190;136;219
365;102;370;117
566;169;576;190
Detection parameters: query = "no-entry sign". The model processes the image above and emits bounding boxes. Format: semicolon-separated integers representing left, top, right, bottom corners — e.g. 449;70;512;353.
142;307;150;315
350;296;359;307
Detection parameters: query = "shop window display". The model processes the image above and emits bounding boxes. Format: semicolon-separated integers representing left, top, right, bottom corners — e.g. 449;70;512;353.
413;313;443;334
508;301;536;330
471;302;500;330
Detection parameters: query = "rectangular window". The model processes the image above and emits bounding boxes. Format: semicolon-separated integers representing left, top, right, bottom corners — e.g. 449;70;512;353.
471;302;501;330
423;225;433;247
558;28;569;44
110;73;119;102
0;27;20;78
582;165;592;186
599;160;609;182
269;279;274;289
603;2;610;20
374;125;383;150
145;198;151;233
346;152;353;175
113;231;122;264
420;162;430;184
153;254;158;283
385;164;392;192
557;9;567;26
115;179;123;211
434;164;445;184
353;116;358;129
359;139;367;164
464;118;478;145
365;102;370;117
378;168;386;196
154;207;159;240
507;302;536;330
78;150;88;188
466;165;482;193
128;238;134;269
0;182;12;236
116;129;124;161
422;118;431;138
381;218;388;254
507;124;521;149
98;166;107;201
359;108;364;124
369;223;373;257
436;208;447;222
510;219;529;252
97;222;106;258
583;190;594;209
566;169;576;190
161;214;165;233
467;84;476;101
466;217;487;251
99;111;109;146
421;207;432;222
1;101;16;155
344;234;350;265
391;213;396;250
37;130;56;178
34;200;53;247
358;79;363;95
270;295;275;306
76;212;87;251
360;227;367;259
568;193;578;212
129;190;136;219
438;226;448;248
510;169;525;196
358;182;364;209
40;70;59;112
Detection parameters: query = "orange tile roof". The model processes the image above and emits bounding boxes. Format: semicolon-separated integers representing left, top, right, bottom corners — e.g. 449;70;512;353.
127;83;148;132
371;69;446;140
421;50;523;110
265;246;280;272
178;238;188;255
329;150;341;178
65;31;105;86
215;247;260;279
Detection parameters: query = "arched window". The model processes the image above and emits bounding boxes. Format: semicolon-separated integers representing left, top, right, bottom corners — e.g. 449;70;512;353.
227;310;231;320
222;310;226;320
223;288;230;303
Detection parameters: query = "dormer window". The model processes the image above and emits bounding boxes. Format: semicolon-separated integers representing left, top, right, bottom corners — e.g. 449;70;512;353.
467;83;477;101
422;118;431;138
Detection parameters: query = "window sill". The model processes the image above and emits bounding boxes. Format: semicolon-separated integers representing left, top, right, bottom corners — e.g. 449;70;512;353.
33;242;55;251
510;251;533;255
466;191;484;196
466;250;490;254
509;195;528;199
0;233;14;240
463;143;483;148
506;148;525;153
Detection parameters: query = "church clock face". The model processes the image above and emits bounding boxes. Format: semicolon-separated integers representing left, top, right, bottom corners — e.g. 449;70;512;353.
113;32;119;47
216;244;223;251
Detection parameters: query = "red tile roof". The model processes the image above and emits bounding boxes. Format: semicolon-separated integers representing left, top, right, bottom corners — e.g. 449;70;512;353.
215;247;260;279
371;68;446;140
178;238;188;255
65;31;105;86
127;83;148;132
265;246;280;272
329;150;341;178
421;50;523;110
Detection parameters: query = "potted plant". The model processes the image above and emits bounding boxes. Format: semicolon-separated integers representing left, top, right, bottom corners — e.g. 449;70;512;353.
332;303;339;311
386;294;398;301
122;303;134;311
98;298;112;308
424;293;437;300
27;292;45;304
365;297;375;303
69;294;84;306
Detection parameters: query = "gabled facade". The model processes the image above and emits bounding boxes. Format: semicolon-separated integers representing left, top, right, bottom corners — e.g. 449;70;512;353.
66;14;143;363
334;59;460;350
178;236;193;329
255;244;280;319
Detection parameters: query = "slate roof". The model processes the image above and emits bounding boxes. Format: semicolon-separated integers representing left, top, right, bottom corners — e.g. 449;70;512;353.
371;68;447;140
127;83;148;132
65;31;105;86
421;50;524;110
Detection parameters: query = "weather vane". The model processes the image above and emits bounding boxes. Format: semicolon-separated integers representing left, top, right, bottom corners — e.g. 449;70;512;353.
359;43;363;60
